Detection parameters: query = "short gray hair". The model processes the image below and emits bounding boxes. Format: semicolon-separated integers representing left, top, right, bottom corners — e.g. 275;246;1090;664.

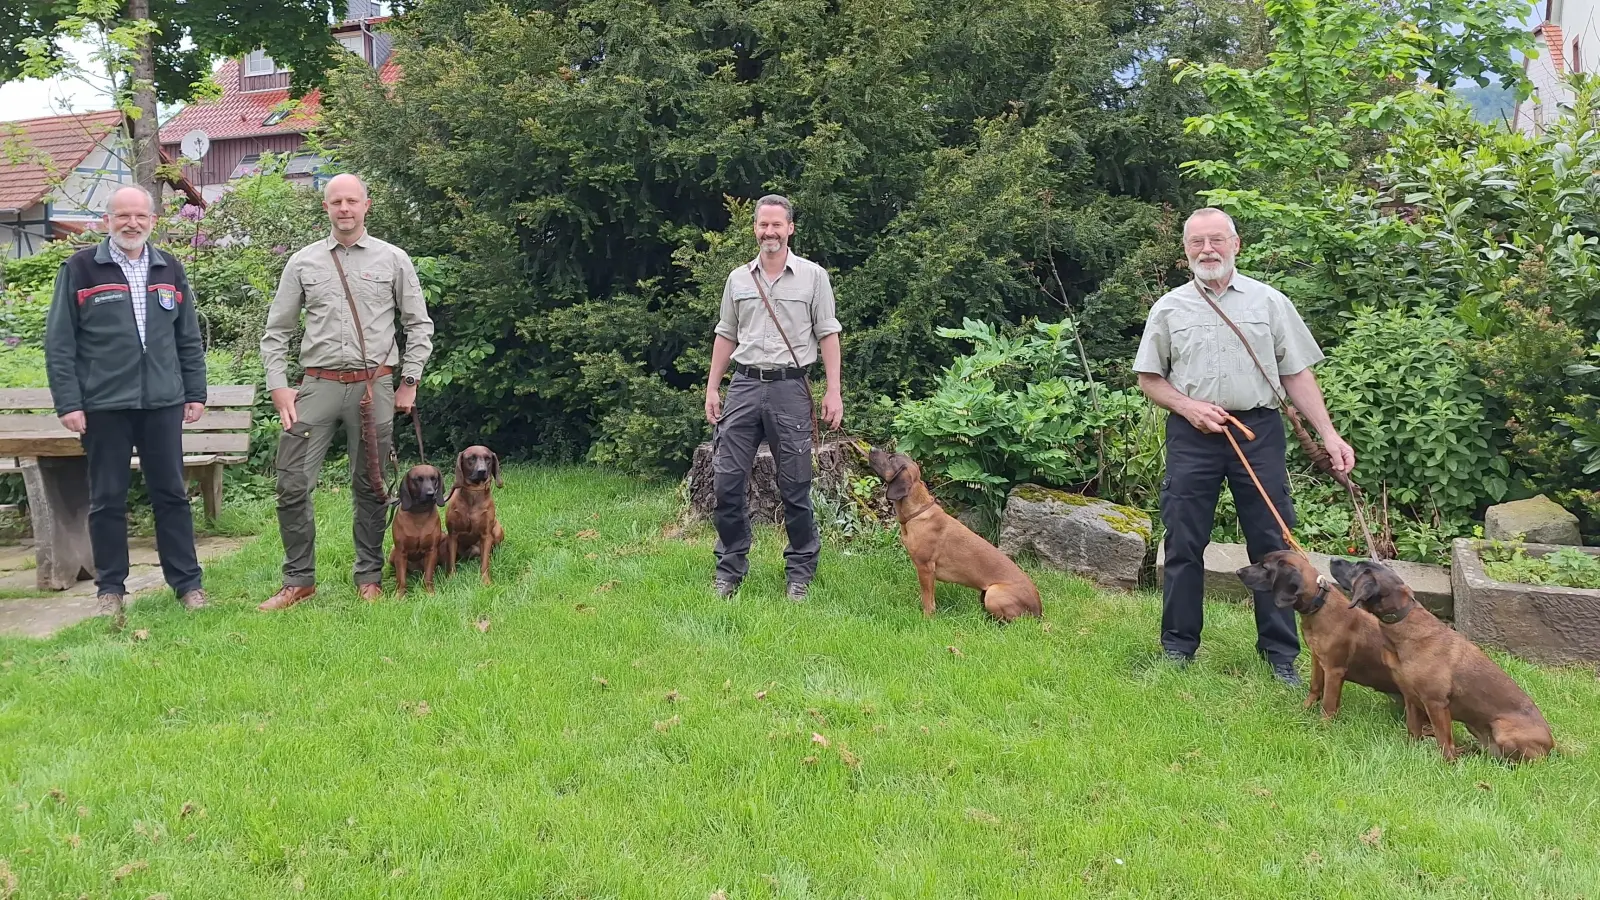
107;184;158;214
755;194;794;223
1184;206;1237;237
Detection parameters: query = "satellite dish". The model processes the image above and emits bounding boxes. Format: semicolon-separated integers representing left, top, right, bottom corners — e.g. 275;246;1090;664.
180;129;210;162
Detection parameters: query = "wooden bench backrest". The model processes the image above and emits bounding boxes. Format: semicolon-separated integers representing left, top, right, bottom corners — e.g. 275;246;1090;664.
0;385;258;456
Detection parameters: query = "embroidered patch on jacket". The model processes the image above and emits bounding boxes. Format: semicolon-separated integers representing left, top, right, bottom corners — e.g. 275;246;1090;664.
157;288;177;310
92;291;128;305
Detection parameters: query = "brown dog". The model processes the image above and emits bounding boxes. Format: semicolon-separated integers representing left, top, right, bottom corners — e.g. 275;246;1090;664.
389;464;447;596
864;447;1042;622
1237;550;1401;719
444;446;506;585
1333;558;1554;762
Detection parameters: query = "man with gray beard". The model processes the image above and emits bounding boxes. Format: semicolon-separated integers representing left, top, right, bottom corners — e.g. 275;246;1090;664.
45;185;209;629
1133;207;1354;684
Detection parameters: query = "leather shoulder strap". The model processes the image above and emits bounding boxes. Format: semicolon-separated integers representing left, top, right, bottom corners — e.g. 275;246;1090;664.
749;266;806;371
329;247;375;377
1193;278;1291;410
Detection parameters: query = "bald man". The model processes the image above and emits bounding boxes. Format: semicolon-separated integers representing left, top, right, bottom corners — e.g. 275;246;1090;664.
258;173;435;610
45;185;209;628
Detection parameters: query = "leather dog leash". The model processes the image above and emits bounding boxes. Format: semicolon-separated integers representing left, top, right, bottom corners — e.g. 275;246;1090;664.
1193;278;1380;560
1217;413;1311;559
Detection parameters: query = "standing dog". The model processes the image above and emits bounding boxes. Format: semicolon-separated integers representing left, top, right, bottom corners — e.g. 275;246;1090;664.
864;447;1042;622
1237;550;1401;718
389;464;446;596
445;446;506;585
1333;557;1554;762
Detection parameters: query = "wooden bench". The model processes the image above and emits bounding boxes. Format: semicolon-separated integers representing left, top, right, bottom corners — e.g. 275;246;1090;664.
0;385;256;591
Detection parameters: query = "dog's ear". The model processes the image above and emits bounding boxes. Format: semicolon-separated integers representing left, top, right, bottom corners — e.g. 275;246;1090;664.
491;451;502;488
454;450;469;489
884;465;911;501
1329;557;1358;593
1352;573;1383;610
398;473;417;513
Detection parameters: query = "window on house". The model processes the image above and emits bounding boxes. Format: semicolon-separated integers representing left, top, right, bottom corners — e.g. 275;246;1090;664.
337;33;366;60
262;108;290;126
244;50;282;76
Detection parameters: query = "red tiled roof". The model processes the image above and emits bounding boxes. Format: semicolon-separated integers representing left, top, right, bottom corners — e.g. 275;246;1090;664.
158;59;323;144
159;55;404;146
1536;23;1567;74
0;110;124;211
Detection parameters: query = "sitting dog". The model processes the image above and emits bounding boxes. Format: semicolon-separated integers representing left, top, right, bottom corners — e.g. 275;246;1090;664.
1237;550;1401;719
1333;557;1554;762
445;445;506;585
863;446;1042;622
389;464;447;596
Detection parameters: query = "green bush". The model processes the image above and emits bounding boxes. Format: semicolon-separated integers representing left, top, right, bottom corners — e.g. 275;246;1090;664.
890;318;1149;518
1481;540;1600;590
1315;304;1506;519
0;239;79;347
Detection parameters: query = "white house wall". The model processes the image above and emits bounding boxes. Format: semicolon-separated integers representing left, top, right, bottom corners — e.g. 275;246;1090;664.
50;137;133;222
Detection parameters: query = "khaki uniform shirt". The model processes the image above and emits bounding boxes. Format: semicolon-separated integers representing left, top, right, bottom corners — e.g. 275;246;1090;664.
1132;272;1324;411
716;252;842;369
261;233;434;391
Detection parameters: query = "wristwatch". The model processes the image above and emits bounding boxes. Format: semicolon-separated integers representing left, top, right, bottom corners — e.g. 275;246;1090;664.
403;375;418;386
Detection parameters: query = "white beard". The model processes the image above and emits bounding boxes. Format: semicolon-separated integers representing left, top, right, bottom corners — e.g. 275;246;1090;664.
761;239;782;254
112;233;148;255
1193;259;1233;282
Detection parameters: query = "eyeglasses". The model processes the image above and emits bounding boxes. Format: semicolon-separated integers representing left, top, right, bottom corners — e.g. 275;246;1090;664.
1184;234;1234;250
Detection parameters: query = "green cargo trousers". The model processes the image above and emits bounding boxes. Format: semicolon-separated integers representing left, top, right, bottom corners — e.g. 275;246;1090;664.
274;375;395;587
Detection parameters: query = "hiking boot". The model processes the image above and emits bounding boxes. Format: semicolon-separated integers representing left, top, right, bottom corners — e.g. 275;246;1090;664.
1161;649;1194;668
713;578;740;598
787;582;809;602
358;583;383;602
1272;661;1304;688
179;589;208;611
98;593;126;631
258;585;315;612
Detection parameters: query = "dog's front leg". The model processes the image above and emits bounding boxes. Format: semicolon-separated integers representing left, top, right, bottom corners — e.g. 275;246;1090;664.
423;538;439;593
1319;665;1349;720
480;533;494;586
1425;702;1458;761
1403;696;1428;740
1304;652;1325;710
916;563;936;617
445;533;457;576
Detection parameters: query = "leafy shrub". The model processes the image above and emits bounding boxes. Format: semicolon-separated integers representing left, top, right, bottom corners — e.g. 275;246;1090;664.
0;239;81;347
890;318;1148;517
1314;304;1506;518
1481;540;1600;590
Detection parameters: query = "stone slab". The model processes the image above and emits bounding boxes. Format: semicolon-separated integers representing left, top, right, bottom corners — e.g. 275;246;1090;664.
1452;538;1600;665
0;535;248;638
998;485;1149;591
1156;541;1454;620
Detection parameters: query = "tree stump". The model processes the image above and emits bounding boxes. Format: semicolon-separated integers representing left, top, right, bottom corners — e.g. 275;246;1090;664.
683;440;864;525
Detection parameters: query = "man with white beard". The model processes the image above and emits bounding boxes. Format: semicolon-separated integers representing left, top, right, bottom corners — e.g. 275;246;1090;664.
1133;207;1355;685
45;185;209;629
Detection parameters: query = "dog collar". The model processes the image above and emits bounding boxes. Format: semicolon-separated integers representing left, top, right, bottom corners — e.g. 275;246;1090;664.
1378;598;1416;624
1302;578;1331;615
898;498;938;523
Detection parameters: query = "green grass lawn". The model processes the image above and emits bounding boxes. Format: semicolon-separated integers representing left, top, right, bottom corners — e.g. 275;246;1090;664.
2;466;1598;898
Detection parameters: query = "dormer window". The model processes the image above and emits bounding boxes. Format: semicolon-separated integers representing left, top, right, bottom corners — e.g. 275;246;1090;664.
244;50;285;76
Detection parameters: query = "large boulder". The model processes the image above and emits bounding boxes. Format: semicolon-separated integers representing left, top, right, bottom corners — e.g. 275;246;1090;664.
682;440;864;525
1484;495;1582;546
998;485;1150;590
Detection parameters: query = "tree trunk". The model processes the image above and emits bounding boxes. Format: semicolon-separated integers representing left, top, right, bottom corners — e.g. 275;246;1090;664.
127;0;162;205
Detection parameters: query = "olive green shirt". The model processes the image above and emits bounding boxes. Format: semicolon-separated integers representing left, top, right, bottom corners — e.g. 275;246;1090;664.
260;233;434;391
716;252;842;369
1132;272;1324;411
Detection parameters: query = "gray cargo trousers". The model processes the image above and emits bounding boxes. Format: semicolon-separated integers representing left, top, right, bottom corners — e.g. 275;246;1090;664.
712;371;819;587
274;375;395;587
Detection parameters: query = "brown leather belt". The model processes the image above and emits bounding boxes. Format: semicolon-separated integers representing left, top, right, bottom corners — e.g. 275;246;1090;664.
304;365;393;384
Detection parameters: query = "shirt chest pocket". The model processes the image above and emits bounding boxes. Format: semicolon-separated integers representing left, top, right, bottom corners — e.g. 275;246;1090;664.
355;267;394;305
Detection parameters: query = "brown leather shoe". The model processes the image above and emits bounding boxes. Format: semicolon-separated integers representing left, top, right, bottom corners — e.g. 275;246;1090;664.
357;583;382;602
258;585;315;612
180;589;208;610
98;593;127;631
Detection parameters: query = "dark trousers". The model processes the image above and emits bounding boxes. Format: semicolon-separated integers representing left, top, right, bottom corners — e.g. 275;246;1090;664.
1160;406;1299;665
81;405;202;597
711;373;819;586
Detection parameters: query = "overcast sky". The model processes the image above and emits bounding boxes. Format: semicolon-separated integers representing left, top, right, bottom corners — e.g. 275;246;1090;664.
0;37;117;121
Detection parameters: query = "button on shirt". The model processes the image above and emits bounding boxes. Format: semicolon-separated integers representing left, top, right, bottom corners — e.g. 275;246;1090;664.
1132;272;1324;411
715;252;842;369
108;241;150;349
260;233;434;391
